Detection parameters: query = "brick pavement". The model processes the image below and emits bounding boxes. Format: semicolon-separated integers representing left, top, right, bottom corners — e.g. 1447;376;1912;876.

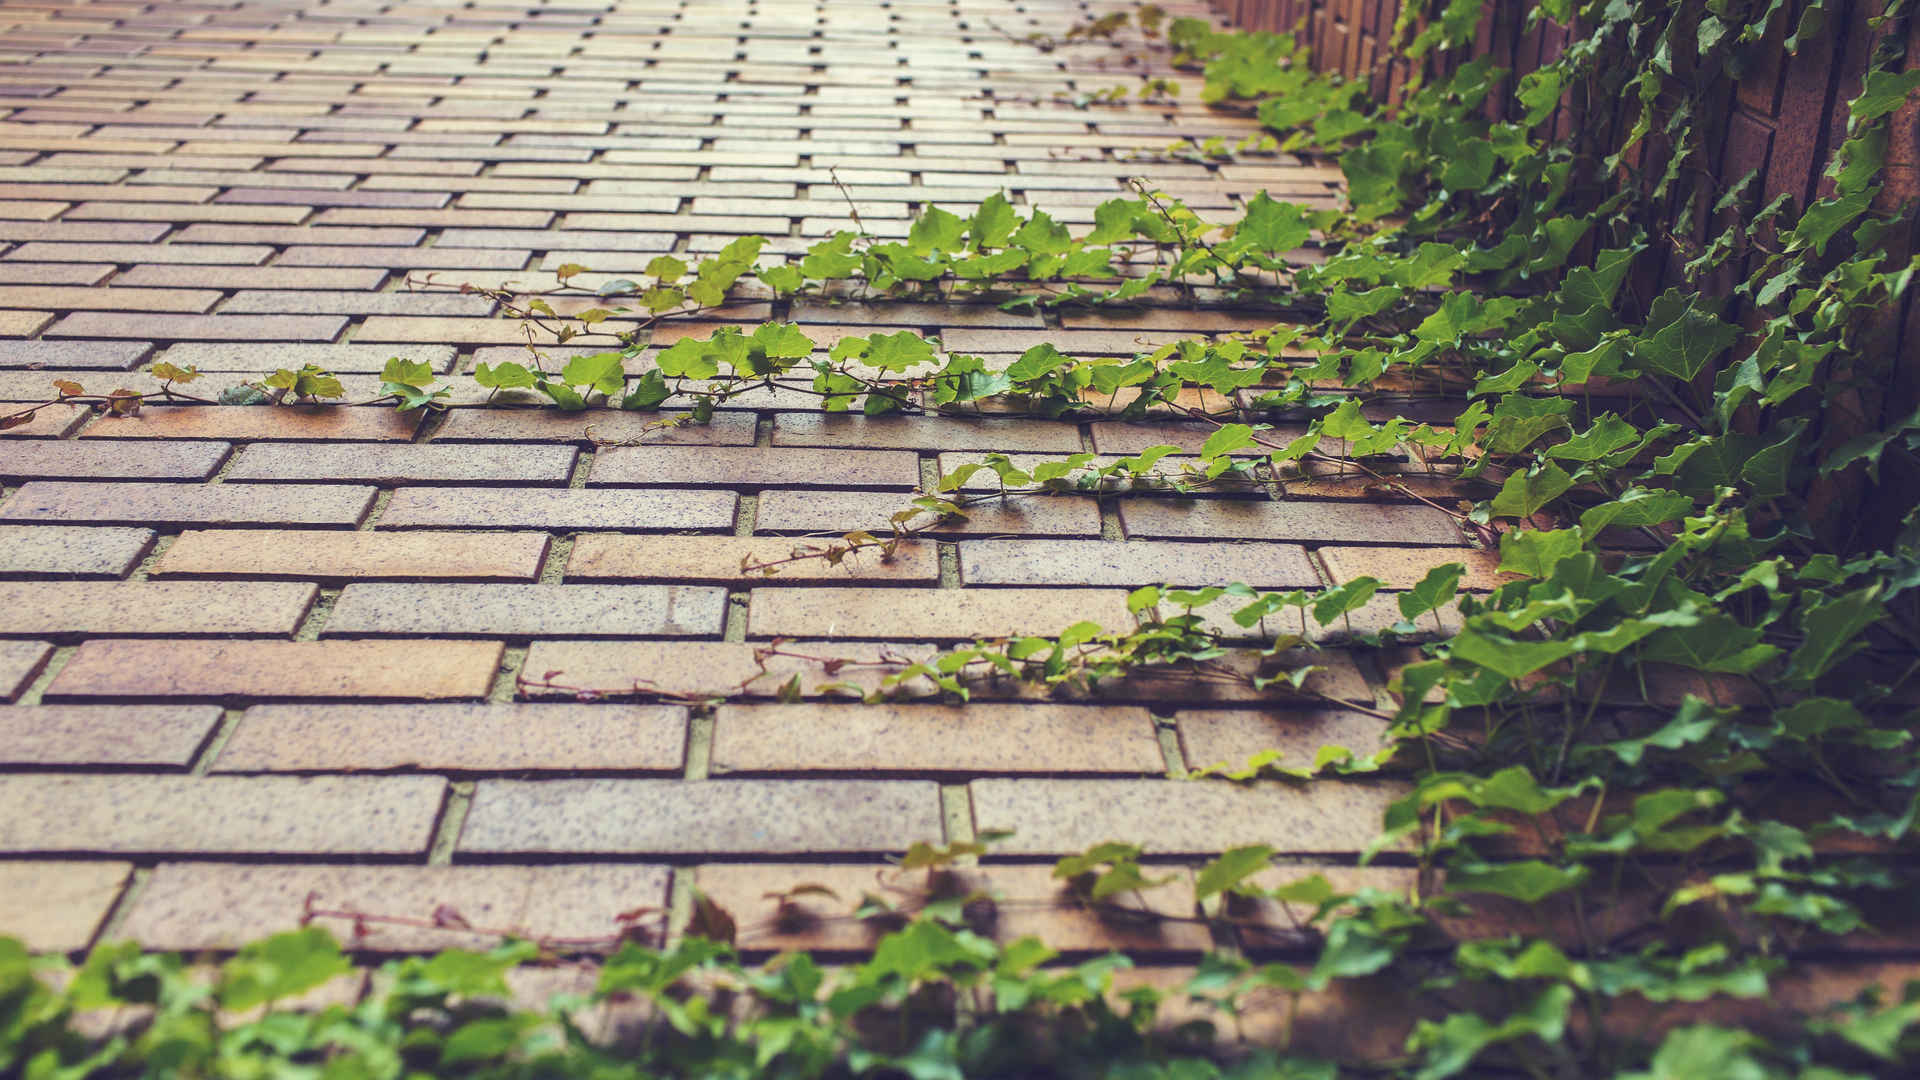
0;0;1903;1058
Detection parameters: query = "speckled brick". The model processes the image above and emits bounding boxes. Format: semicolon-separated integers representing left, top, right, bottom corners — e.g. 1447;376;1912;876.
377;487;736;531
45;313;347;341
710;703;1163;775
970;778;1406;855
225;443;576;485
154;343;456;374
772;413;1084;452
0;441;229;482
0;404;90;438
120;863;672;952
754;489;1103;537
324;583;727;637
588;445;921;488
436;408;758;445
0;482;375;528
569;534;939;585
0;339;151;370
960;538;1321;588
0;704;224;767
79;406;422;442
46;639;503;701
0;525;154;578
1318;545;1512;590
459;778;944;856
0;861;131;952
749;587;1132;640
1119;498;1462;545
1175;708;1392;775
0;640;51;700
155;529;548;583
212;702;686;773
0;581;316;637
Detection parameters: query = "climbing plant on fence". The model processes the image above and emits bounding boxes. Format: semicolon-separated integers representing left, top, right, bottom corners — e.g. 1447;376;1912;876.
7;0;1920;1076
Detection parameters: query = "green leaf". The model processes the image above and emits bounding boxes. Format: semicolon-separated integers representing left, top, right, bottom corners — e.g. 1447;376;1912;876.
1194;845;1274;901
645;254;688;283
908;205;966;256
1447;860;1589;903
560;351;626;396
473;360;537;390
1850;68;1920;123
620;370;671;411
1489;462;1573;519
1633;292;1738;382
1397;562;1464;621
656;336;724;380
864;330;937;373
1498;528;1581;578
1200;423;1255;460
749;321;815;360
968;192;1018;250
1784;585;1884;683
757;264;804;295
218;927;350;1011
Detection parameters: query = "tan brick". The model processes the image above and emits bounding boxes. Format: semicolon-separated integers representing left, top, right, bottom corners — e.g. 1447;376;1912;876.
120;863;672;952
0;310;51;336
0;704;223;767
6;242;273;264
460;779;944;856
941;328;1211;355
0;640;51;700
79;406;422;441
569;534;938;585
772;413;1084;452
46;639;503;700
154;529;548;583
971;778;1405;855
1176;708;1392;775
0;286;222;312
46;312;347;341
436;408;757;445
1318;545;1512;591
0;525;154;578
749;587;1132;640
220;290;494;316
0;482;375;528
65;201;310;223
325;583;726;637
114;265;389;289
1119;498;1463;545
711;702;1162;775
0;775;445;855
358;315;641;345
225;443;577;485
0;404;90;437
0;581;315;636
1;440;229;481
1089;420;1301;457
377;487;736;531
960;538;1321;588
213;702;686;773
587;445;920;488
0;861;131;952
754;489;1103;537
790;299;1044;329
154;342;455;373
273;246;532;270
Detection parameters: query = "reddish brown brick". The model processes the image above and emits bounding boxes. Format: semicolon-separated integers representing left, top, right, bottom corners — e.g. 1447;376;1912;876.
588;445;920;488
0;404;90;438
748;587;1133;640
45;313;347;341
569;534;939;585
0;581;315;637
1119;498;1463;545
1;441;229;481
0;525;155;578
45;639;504;700
772;413;1084;452
1318;545;1512;590
224;443;577;485
213;702;686;773
710;702;1162;774
0;704;224;767
154;529;549;583
436;408;757;445
0;861;132;952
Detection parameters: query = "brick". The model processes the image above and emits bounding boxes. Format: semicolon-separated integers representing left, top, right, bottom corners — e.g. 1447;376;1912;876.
153;342;455;374
378;487;736;531
0;339;144;370
970;778;1405;855
65;201;311;223
588;445;920;488
0;861;131;952
0;404;90;437
78;406;422;442
218;186;451;207
0;525;154;578
115;265;389;289
1090;421;1299;457
754;489;1103;537
324;583;727;638
790;298;1045;329
0;263;117;286
772;413;1084;452
273;247;532;270
46;639;504;701
1119;499;1463;545
0;286;222;312
0;221;170;243
568;534;939;585
711;703;1162;775
46;312;347;341
1176;708;1391;775
220;290;495;316
0;640;51;700
0;775;445;855
436;408;757;445
0;704;223;767
460;779;944;856
120;863;671;952
6;242;273;264
749;587;1132;640
225;443;577;485
941;328;1211;355
155;529;548;583
0;440;228;481
1318;545;1512;590
0;311;51;336
0;482;374;530
0;581;315;637
960;539;1321;588
213;702;686;773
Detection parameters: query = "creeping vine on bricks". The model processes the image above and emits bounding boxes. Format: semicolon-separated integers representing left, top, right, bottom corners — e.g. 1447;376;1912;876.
9;1;1920;1076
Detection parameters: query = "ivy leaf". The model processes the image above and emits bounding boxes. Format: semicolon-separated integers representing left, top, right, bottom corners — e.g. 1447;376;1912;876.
473;361;537;391
1311;576;1380;626
1849;68;1920;123
757;264;804;295
1193;845;1275;902
218;927;350;1011
537;380;587;411
1578;489;1691;534
908;205;966;256
1498;528;1582;578
560;351;626;396
1447;860;1589;903
1397;562;1464;621
1633;292;1738;382
656;336;723;380
1787;186;1874;256
1489;462;1573;519
380;356;435;388
968;192;1017;250
645;254;687;283
1229;191;1311;259
1200;423;1255;460
1637;610;1780;674
620;370;671;411
864;330;937;373
1783;585;1884;684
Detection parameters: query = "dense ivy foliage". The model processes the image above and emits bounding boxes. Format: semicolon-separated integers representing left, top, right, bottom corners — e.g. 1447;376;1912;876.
7;0;1920;1076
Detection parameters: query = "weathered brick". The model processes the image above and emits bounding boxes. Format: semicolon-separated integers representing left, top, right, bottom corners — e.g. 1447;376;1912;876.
1318;545;1511;590
378;487;736;531
435;408;757;445
0;704;224;767
213;702;686;773
960;538;1321;588
79;406;422;442
272;247;531;269
1089;421;1298;456
0;861;131;952
710;703;1162;774
153;342;455;373
971;778;1405;855
568;534;938;585
45;312;347;341
219;290;495;316
225;443;577;485
0;311;52;336
588;445;920;488
120;863;672;952
754;489;1103;537
324;583;727;638
0;581;316;637
45;639;504;701
1119;499;1463;545
772;413;1084;452
0;775;445;855
114;265;389;290
1176;708;1392;775
748;587;1132;640
460;779;944;855
0;404;90;437
6;242;271;263
0;286;222;313
0;640;52;700
0;339;151;370
0;482;375;528
0;440;229;481
154;529;549;583
0;525;154;578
